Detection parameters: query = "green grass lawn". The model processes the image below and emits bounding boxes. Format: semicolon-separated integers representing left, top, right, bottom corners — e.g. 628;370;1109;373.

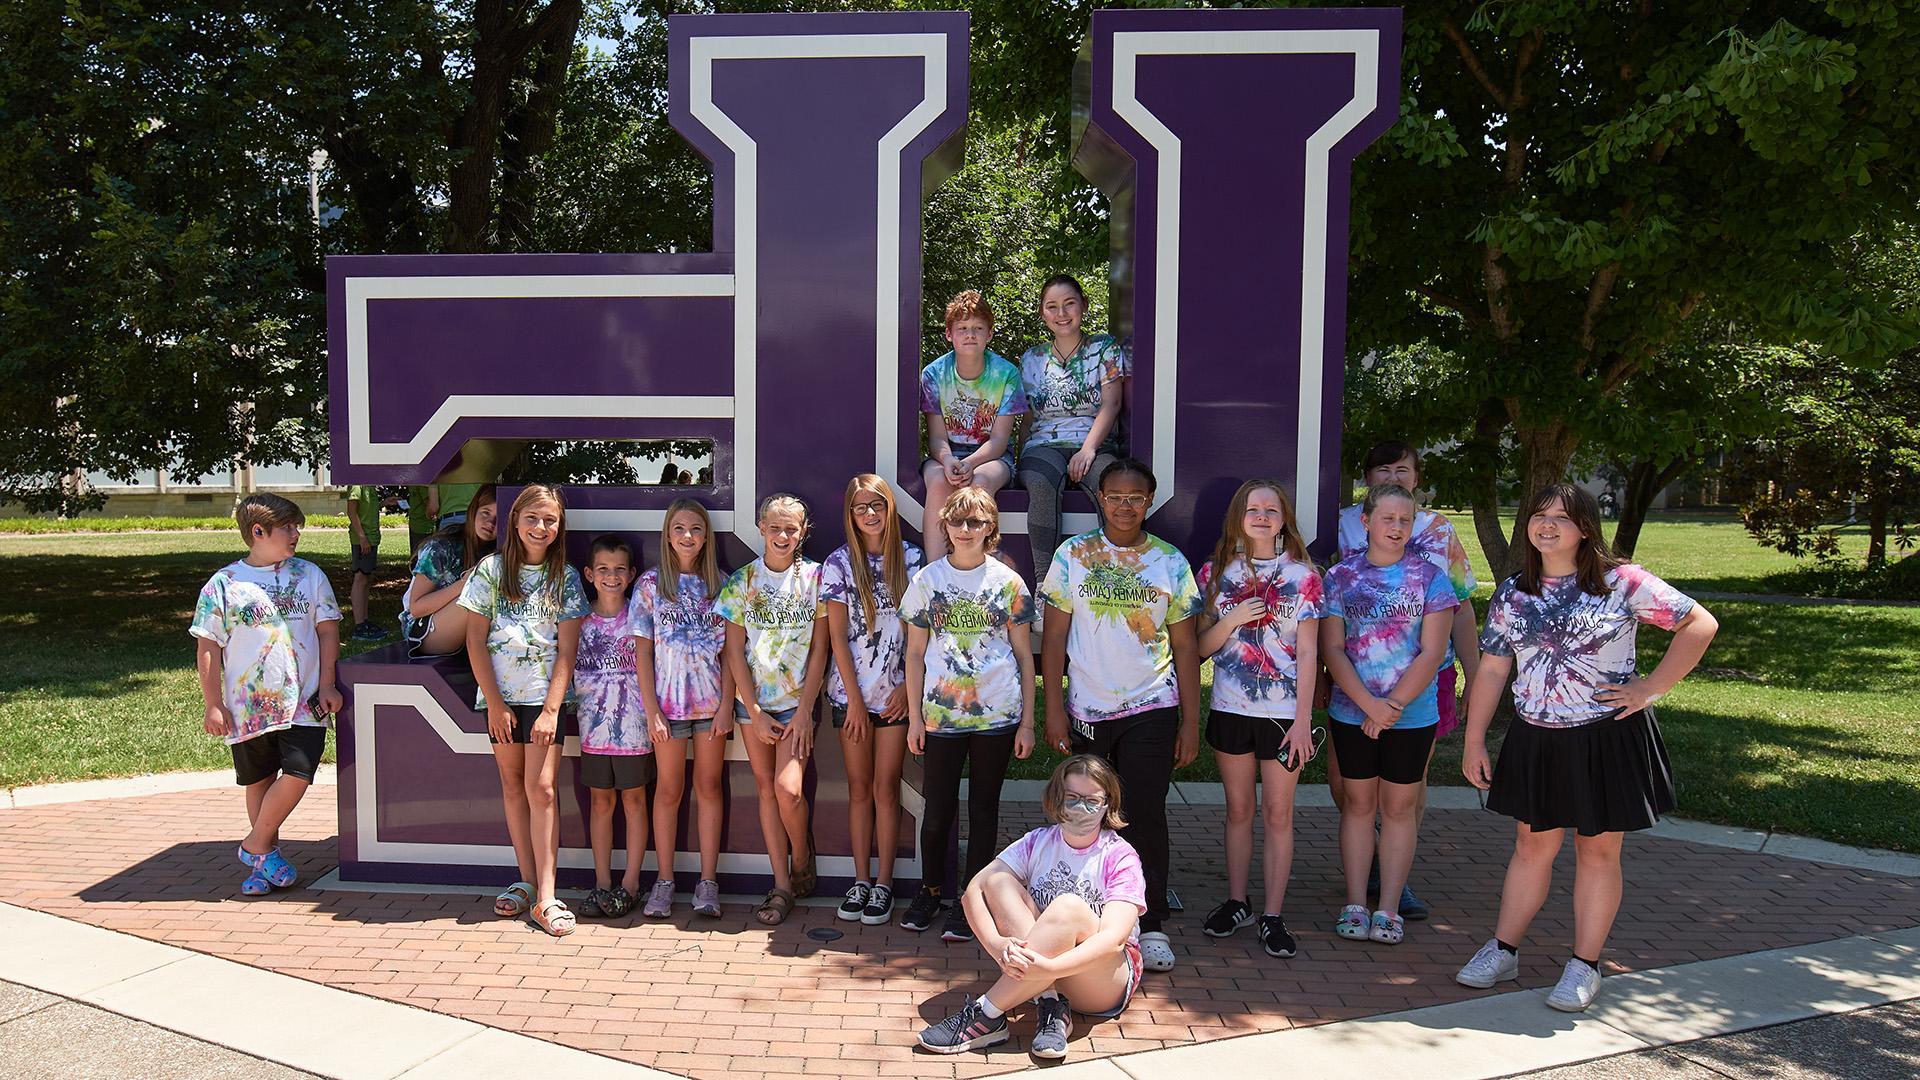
3;525;1915;852
1440;507;1914;599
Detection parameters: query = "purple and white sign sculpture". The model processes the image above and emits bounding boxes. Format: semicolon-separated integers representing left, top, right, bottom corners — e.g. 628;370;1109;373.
329;8;1401;889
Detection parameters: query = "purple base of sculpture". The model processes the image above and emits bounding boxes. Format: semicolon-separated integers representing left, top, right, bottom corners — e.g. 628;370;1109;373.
337;646;927;894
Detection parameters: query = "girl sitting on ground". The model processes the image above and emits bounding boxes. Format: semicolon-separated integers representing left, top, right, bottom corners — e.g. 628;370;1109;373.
916;754;1144;1063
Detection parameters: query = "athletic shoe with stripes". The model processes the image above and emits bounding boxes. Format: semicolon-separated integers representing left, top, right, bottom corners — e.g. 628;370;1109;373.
917;998;1008;1053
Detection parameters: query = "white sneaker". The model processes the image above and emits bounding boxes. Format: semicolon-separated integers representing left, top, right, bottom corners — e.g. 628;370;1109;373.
1546;958;1601;1012
1138;930;1176;972
1455;938;1520;989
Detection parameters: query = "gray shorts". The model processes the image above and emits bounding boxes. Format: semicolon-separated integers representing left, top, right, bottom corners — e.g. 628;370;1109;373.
350;548;378;575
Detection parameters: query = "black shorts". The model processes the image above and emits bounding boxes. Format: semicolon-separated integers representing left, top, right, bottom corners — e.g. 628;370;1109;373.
492;703;569;745
831;703;909;729
350;548;378;575
232;725;327;786
1206;709;1294;761
580;751;657;790
1330;721;1436;785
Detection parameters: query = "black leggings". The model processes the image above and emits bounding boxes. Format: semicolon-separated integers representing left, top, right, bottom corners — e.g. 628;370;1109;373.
920;728;1018;894
1071;707;1176;931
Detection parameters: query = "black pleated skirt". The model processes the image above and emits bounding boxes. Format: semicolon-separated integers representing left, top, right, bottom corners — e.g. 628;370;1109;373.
1486;708;1676;836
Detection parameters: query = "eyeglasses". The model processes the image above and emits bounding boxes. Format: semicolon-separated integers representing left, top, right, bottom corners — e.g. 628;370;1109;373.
1062;795;1107;814
1101;493;1150;509
949;517;991;532
851;501;888;516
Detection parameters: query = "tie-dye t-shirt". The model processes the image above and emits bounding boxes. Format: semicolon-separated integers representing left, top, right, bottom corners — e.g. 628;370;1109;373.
820;542;925;710
920;350;1028;448
1018;334;1130;450
898;557;1035;734
1041;531;1202;724
1480;565;1696;729
627;569;726;721
576;608;648;755
1337;504;1476;601
1195;554;1325;719
402;535;466;634
1321;553;1459;729
995;825;1146;946
456;555;591;708
189;558;342;745
713;557;824;713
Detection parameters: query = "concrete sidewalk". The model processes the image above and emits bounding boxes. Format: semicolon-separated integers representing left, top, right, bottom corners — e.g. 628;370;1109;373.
1;904;1915;1080
1516;1000;1920;1079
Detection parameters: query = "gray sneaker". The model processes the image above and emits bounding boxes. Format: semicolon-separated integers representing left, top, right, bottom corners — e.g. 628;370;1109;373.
643;879;675;918
1029;994;1070;1059
917;997;1008;1054
1455;939;1520;989
692;878;721;918
1546;958;1601;1012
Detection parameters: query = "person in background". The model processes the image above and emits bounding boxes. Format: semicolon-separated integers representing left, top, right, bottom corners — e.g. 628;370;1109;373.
344;484;389;642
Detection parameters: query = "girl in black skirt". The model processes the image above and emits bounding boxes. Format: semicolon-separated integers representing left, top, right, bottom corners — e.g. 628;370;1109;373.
1456;484;1717;1012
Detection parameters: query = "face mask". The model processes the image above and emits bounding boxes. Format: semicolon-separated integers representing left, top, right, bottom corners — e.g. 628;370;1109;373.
1060;802;1103;835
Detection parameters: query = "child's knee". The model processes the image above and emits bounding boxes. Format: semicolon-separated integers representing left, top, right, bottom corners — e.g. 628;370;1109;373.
590;788;618;812
776;777;807;812
1223;790;1257;827
693;771;724;801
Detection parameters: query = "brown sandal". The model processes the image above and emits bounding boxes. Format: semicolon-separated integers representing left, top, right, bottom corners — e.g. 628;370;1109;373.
754;888;795;926
529;898;576;937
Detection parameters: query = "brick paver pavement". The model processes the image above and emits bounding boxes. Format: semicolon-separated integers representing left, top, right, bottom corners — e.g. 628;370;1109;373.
1;787;1914;1080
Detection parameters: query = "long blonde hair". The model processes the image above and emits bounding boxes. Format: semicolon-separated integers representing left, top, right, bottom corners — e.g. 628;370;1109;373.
501;484;567;604
1204;479;1313;609
842;475;910;626
656;498;723;602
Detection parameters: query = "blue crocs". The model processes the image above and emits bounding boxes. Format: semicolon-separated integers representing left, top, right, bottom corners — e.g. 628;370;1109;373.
240;867;273;897
237;845;297;889
259;849;298;888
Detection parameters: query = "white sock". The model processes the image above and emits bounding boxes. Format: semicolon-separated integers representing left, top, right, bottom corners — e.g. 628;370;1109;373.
1037;990;1060;1001
976;997;1005;1019
854;880;871;888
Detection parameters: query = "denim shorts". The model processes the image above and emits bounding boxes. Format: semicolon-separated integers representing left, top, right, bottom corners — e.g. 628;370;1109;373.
733;701;801;727
666;715;716;740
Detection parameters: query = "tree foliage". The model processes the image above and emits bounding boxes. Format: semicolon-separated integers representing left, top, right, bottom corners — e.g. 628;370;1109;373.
1346;0;1920;576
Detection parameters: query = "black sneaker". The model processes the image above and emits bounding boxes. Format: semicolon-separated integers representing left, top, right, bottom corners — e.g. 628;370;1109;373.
917;997;1008;1054
940;907;974;942
1029;994;1071;1059
836;882;871;922
1202;898;1254;938
1258;914;1297;958
1398;884;1432;922
899;885;941;932
350;620;389;642
860;883;895;926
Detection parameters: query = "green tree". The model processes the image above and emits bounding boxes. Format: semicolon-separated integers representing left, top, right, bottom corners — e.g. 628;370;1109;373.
0;2;330;512
1730;347;1918;569
1347;1;1920;576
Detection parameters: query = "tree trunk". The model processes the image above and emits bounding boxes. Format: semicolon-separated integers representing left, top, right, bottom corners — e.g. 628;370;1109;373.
1866;481;1890;570
445;1;583;254
1499;417;1581;577
1613;455;1690;559
1466;397;1512;580
497;2;583;251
